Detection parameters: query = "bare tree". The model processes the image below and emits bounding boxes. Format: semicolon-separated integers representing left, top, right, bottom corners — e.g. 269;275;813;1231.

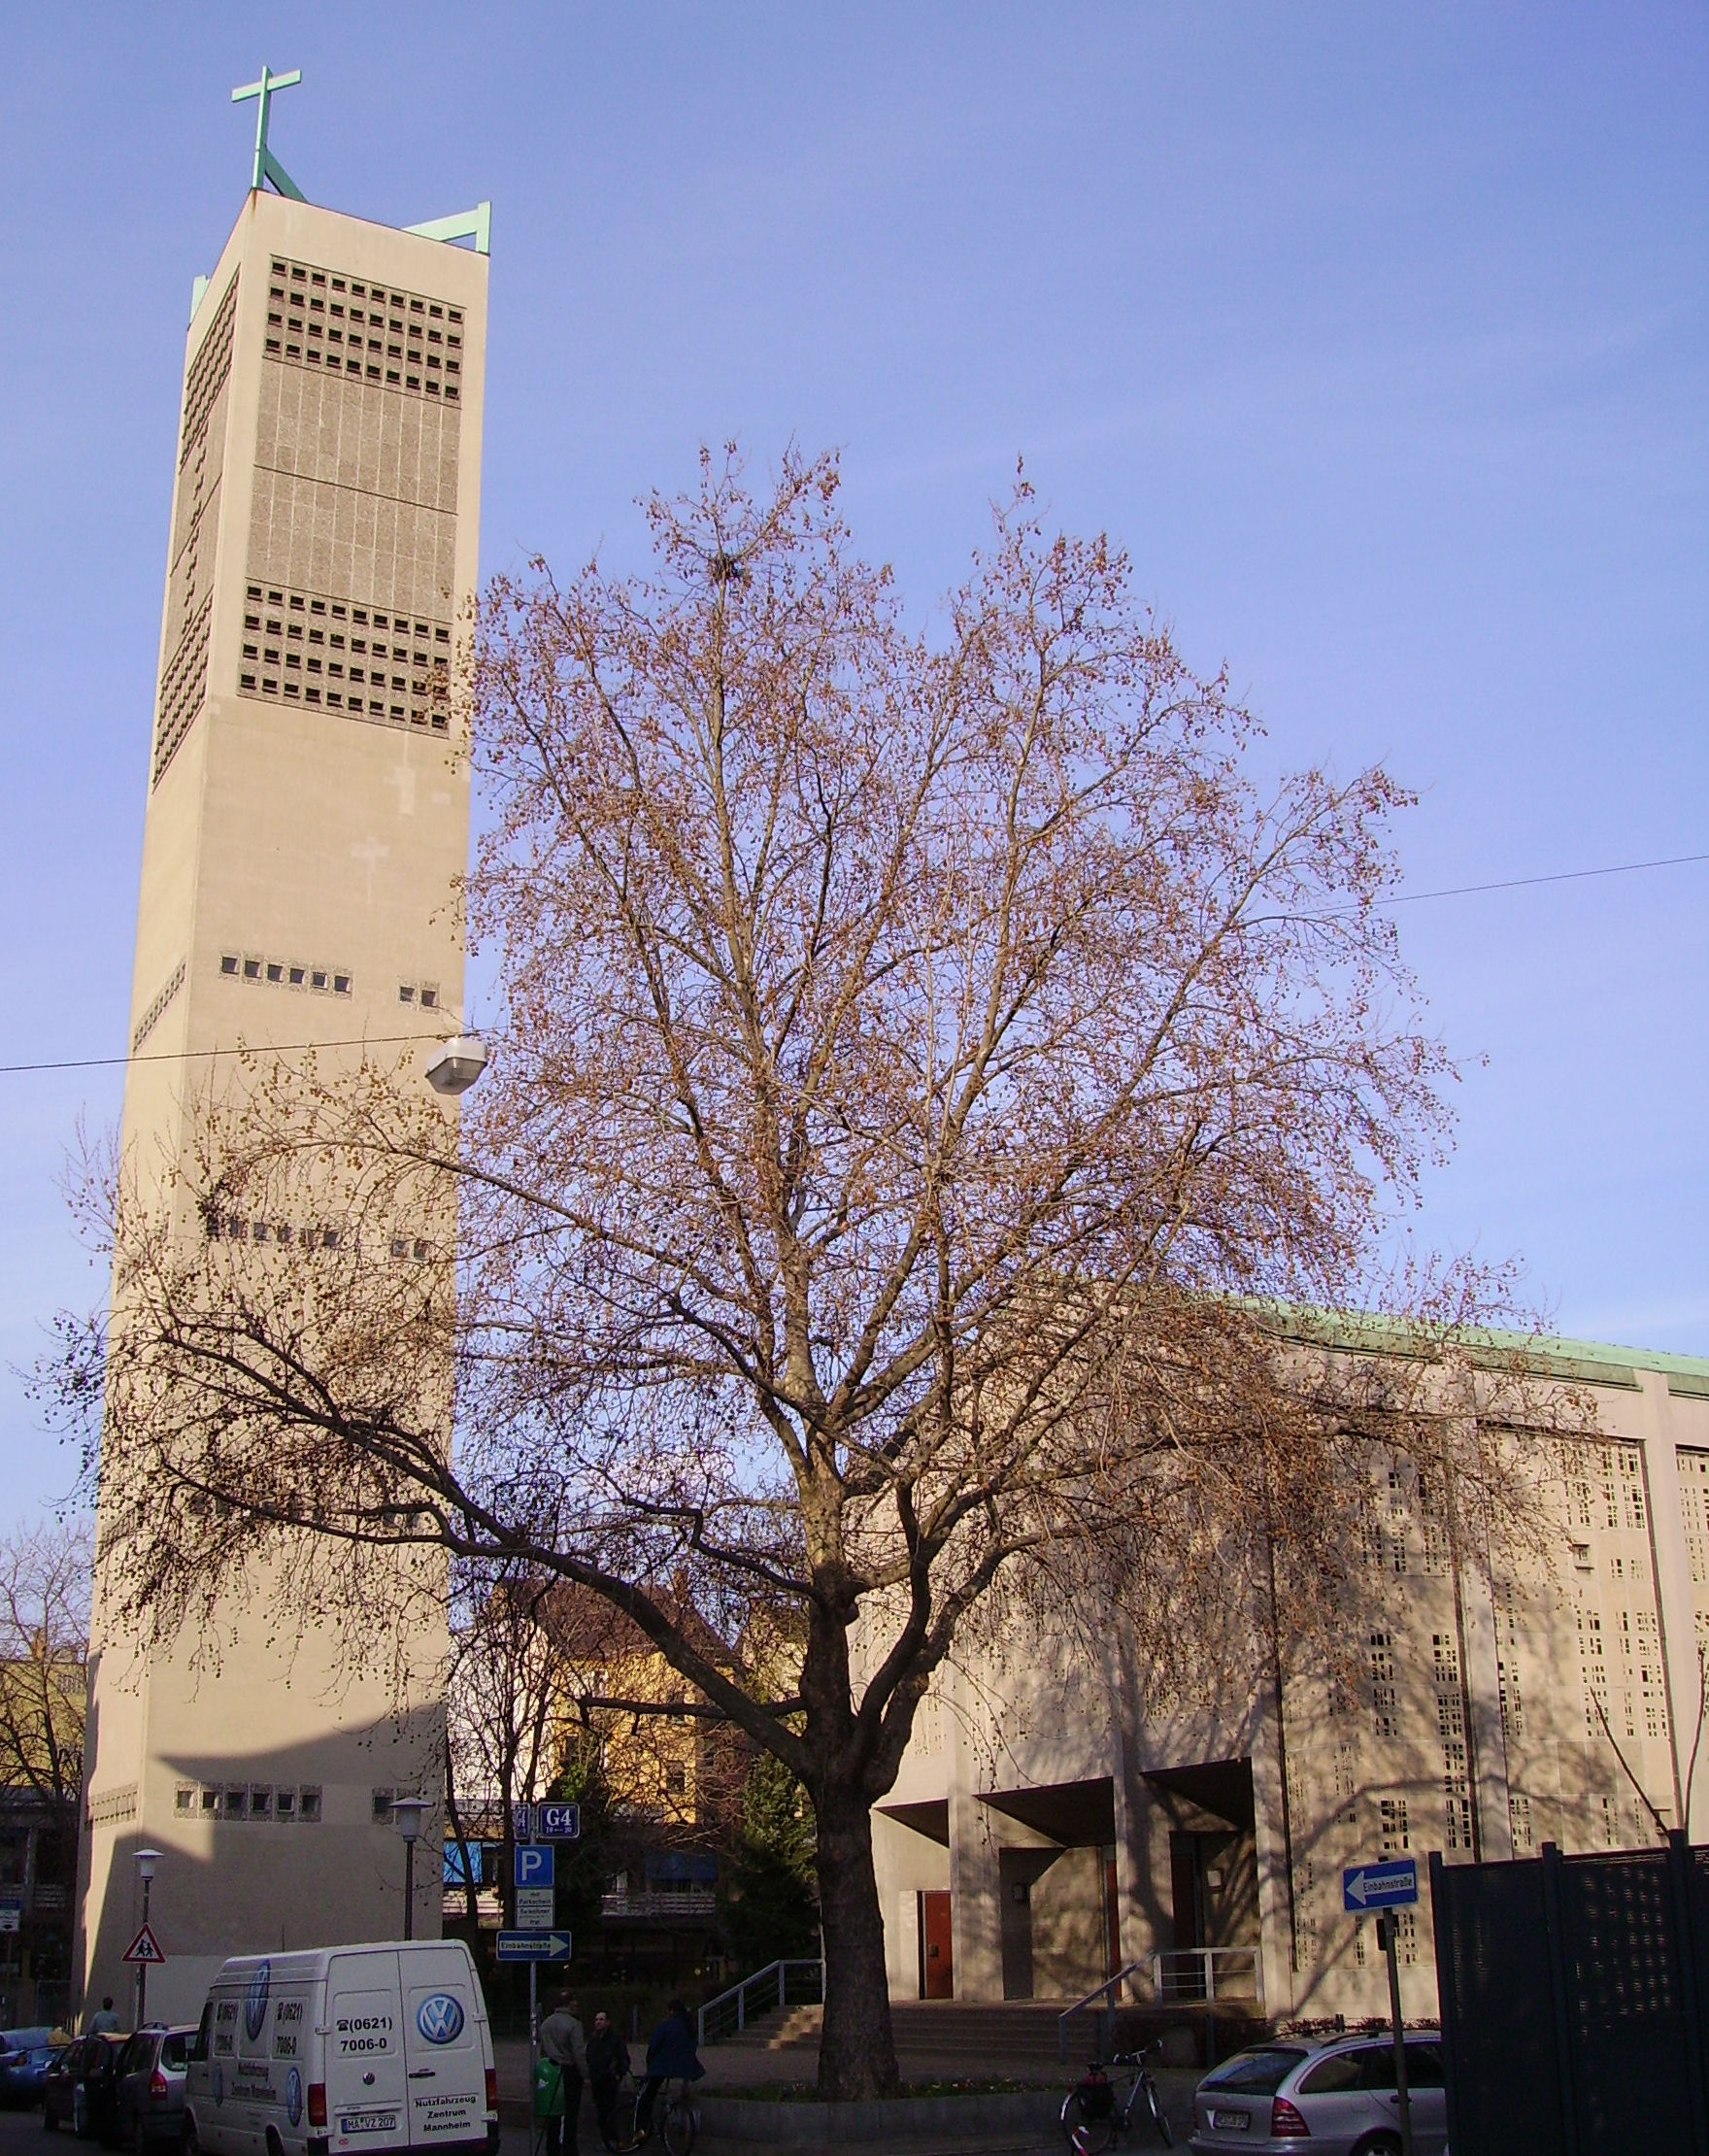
67;450;1542;2096
446;1560;564;1930
0;1521;90;1874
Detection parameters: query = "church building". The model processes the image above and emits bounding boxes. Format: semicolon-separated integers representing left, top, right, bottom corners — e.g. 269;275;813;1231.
77;81;488;2024
869;1321;1709;2026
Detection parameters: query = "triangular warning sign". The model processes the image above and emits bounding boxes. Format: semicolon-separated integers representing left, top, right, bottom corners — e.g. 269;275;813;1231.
121;1924;166;1966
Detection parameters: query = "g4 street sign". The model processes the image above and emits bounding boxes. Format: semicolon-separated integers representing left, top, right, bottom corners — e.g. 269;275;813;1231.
513;1802;582;1843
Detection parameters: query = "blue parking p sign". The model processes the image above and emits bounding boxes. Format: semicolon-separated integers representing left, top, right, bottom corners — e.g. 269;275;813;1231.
515;1843;554;1889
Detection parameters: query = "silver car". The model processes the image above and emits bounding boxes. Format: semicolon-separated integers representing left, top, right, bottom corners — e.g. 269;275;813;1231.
1190;2032;1449;2155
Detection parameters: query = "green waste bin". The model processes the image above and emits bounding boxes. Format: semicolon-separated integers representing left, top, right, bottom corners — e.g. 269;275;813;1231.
533;2059;564;2119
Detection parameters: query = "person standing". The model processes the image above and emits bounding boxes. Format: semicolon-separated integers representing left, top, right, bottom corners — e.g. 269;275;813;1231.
539;1992;589;2156
586;2010;630;2145
84;1997;118;2035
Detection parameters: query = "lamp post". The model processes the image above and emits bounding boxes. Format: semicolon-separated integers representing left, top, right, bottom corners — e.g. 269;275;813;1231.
401;1037;481;1946
134;1848;161;2028
391;1797;431;1940
398;1035;482;1943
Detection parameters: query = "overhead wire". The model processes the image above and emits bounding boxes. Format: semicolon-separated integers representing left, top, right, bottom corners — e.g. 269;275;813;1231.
0;1031;458;1079
0;848;1704;1081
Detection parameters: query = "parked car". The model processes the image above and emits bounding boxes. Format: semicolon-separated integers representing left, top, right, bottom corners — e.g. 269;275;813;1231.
42;2036;92;2131
1190;2032;1449;2155
44;2032;126;2141
0;2027;60;2104
114;2027;195;2154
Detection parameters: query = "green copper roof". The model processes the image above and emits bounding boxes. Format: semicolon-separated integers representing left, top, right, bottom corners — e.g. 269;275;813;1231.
1251;1300;1709;1396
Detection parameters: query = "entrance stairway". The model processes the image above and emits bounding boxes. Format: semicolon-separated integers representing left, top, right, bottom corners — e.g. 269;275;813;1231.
710;2000;1073;2081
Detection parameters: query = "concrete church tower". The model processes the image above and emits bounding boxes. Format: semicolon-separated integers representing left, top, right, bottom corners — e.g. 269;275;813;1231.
77;78;489;2022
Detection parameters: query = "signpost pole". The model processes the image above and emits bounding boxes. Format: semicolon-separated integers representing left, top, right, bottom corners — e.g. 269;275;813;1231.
529;1963;539;2156
1377;1914;1413;2156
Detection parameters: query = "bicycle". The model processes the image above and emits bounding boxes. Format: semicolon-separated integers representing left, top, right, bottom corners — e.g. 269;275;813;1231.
1060;2044;1173;2151
601;2072;700;2156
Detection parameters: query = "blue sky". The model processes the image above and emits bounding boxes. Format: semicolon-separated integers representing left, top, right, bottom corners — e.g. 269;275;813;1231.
1;4;1705;1518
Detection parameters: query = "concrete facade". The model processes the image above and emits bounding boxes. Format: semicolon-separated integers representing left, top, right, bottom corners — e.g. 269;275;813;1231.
868;1333;1709;2027
78;187;486;2025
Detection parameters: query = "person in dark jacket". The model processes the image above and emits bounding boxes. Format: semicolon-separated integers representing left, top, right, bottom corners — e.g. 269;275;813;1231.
636;2001;702;2131
586;2011;630;2145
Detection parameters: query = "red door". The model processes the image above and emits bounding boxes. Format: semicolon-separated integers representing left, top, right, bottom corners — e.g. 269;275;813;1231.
919;1892;954;1999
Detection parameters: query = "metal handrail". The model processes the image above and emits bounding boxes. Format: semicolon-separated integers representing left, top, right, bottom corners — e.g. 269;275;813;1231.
1057;1947;1263;2061
1151;1945;1260;2004
601;1887;717;1919
696;1957;824;2047
1058;1960;1150;2063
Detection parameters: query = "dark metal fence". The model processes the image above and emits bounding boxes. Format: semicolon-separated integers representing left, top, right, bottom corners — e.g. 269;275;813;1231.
1431;1834;1709;2155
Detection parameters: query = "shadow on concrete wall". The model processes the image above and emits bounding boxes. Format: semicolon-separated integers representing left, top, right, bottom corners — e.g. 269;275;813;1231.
76;1675;445;2029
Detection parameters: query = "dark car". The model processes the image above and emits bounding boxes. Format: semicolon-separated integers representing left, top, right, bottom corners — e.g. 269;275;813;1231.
42;2033;126;2141
0;2027;60;2104
113;2028;194;2154
42;2036;89;2131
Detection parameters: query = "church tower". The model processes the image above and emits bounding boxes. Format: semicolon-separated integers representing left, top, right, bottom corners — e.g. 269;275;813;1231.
77;79;489;2021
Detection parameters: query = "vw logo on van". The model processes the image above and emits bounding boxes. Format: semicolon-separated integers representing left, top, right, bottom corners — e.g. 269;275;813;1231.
245;1961;272;2041
416;1994;465;2045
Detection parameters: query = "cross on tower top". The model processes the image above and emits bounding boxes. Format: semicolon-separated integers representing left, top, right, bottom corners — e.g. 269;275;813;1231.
231;64;305;202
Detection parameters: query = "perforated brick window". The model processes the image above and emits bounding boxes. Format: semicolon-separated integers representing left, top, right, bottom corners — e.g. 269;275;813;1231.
132;960;186;1052
154;595;214;783
267;255;464;403
218;949;352;995
1368;1630;1399;1739
152;277;241;788
181;274;240;464
1378;1797;1409;1853
238;579;452;731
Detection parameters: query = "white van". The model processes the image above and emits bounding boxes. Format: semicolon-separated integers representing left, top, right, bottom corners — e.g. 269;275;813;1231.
184;1940;498;2156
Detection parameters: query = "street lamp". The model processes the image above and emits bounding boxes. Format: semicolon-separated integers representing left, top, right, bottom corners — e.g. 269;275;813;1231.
134;1849;161;2028
424;1033;489;1096
391;1797;431;1940
412;1039;478;1942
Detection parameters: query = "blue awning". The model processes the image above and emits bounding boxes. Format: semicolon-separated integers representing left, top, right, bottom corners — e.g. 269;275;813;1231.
645;1849;718;1882
444;1840;485;1886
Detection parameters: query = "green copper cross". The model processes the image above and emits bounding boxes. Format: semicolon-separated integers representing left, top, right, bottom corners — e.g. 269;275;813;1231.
231;65;305;202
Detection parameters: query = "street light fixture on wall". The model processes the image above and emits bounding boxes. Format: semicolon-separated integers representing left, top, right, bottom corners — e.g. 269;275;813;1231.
391;1797;431;1940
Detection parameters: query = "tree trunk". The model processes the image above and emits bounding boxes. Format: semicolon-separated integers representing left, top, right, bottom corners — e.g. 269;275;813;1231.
814;1779;898;2100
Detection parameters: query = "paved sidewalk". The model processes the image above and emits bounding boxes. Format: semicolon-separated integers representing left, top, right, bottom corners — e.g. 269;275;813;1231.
492;2041;1199;2147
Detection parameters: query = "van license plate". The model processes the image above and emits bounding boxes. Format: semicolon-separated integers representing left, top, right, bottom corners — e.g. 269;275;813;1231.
1211;2112;1250;2131
339;2113;398;2134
